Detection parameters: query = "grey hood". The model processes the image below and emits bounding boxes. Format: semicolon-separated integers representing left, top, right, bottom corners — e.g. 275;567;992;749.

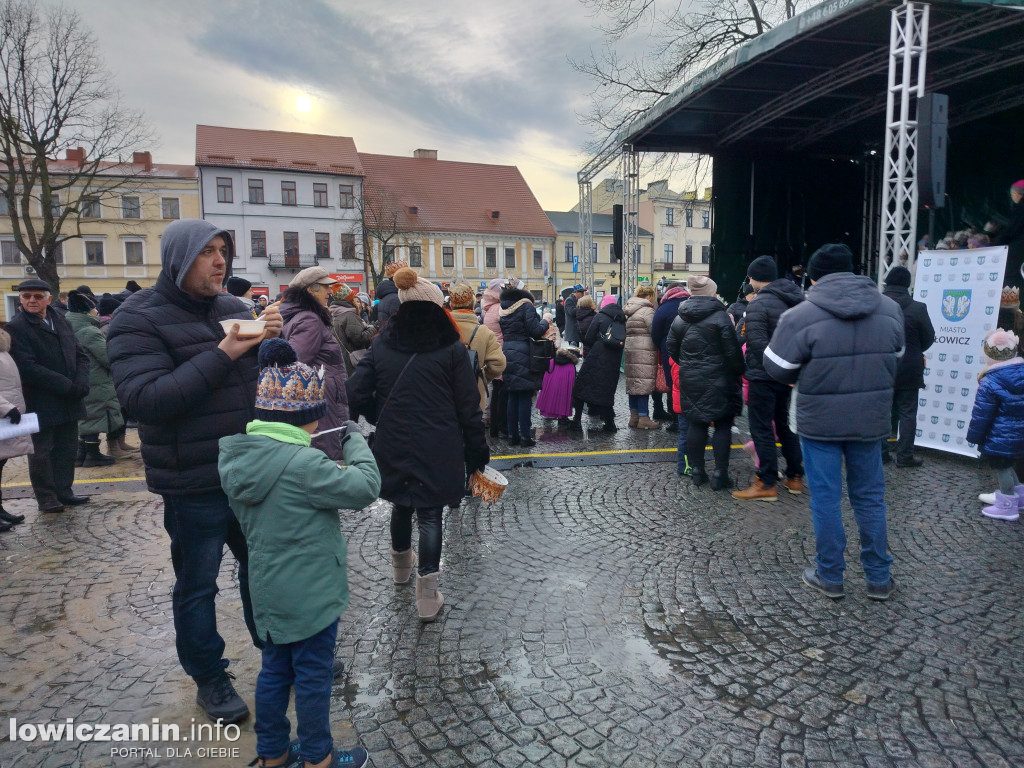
160;219;235;290
805;272;881;320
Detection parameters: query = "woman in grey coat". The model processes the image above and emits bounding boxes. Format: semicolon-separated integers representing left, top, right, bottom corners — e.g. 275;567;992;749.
0;325;32;528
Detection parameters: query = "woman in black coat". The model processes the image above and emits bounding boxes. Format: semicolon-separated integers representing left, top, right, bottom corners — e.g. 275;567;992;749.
575;297;598;357
498;285;550;446
346;268;489;622
572;296;626;431
666;276;744;489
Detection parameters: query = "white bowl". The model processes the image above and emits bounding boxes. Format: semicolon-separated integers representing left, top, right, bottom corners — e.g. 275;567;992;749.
219;318;267;339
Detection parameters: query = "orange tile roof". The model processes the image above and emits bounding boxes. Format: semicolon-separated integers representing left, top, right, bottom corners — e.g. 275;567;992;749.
195;125;363;176
358;153;556;239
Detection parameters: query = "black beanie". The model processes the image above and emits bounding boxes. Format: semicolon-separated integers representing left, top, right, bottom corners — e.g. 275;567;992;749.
747;255;778;282
807;243;854;281
98;295;122;316
884;265;912;288
225;276;252;297
76;285;97;303
125;280;143;293
67;290;94;314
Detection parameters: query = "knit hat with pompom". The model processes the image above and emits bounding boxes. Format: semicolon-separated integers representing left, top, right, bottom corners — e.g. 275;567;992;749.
393;267;444;307
255;338;327;425
983;329;1020;364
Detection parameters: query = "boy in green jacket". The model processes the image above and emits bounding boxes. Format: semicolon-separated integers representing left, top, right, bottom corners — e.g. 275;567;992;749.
219;338;380;768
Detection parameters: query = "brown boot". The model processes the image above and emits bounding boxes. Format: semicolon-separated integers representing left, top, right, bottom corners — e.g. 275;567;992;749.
416;572;444;622
391;548;416;584
117;434;140;453
106;440;130;459
628;410;639;428
636;415;660;430
783;476;803;495
731;478;778;501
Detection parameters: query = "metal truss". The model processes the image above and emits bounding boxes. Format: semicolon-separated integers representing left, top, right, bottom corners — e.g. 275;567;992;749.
949;84;1024;129
878;1;929;286
577;180;594;293
621;146;641;298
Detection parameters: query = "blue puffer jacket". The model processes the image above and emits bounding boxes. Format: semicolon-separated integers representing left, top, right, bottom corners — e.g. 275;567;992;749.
499;288;550;392
967;360;1024;458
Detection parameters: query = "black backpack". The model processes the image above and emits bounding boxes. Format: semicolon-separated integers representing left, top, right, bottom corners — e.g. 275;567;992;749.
601;317;626;349
465;326;486;385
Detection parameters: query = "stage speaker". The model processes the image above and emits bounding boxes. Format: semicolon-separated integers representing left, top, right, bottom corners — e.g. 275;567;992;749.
918;93;948;209
612;204;623;261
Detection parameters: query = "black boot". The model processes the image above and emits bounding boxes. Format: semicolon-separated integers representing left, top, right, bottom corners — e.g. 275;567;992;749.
651;393;669;421
0;519;12;532
82;440;116;467
710;471;734;491
75;439;86;467
0;505;25;525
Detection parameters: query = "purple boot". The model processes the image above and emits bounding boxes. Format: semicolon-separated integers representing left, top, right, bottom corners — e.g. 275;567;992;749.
982;491;1020;521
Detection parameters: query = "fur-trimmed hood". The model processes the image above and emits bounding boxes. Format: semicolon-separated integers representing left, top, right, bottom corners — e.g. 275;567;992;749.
382;301;460;353
0;327;9;354
499;288;536;314
554;347;579;365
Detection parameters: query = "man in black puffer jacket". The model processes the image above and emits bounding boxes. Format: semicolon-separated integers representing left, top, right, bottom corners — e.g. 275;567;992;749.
499;284;550;446
734;255;805;502
374;272;400;330
108;219;284;724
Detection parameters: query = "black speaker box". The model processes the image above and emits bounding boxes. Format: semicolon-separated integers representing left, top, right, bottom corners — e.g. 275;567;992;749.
918;93;948;209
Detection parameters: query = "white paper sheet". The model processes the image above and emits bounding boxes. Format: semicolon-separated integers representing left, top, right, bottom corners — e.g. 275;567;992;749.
0;412;40;439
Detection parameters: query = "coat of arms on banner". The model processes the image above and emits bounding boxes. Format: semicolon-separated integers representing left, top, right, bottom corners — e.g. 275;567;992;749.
941;289;971;321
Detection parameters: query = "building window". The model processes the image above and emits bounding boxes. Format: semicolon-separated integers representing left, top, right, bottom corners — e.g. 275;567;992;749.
701;245;710;263
283;232;299;258
608;242;615;262
315;232;330;260
0;193;7;216
384;245;396;265
51;242;63;265
407;246;421;267
504;247;515;269
86;241;104;265
591;243;598;263
161;197;180;219
533;249;543;270
635;244;643;265
124;241;144;265
338;184;354;208
685;244;693;263
442;246;454;268
122;196;141;219
281;181;296;206
313;183;328;207
47;193;60;217
341;233;355;260
563;241;573;263
251;230;267;258
665;207;674;226
465;247;475;268
1;241;19;264
702;210;710;228
685;208;693;227
485;247;497;268
248;179;264;204
216;177;233;203
82;196;101;218
664;244;673;263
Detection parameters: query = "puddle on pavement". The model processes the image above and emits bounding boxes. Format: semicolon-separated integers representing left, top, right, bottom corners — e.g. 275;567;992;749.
339;672;395;709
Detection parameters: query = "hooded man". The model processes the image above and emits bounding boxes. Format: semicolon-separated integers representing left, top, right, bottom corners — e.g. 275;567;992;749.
563;285;585;345
108;220;284;724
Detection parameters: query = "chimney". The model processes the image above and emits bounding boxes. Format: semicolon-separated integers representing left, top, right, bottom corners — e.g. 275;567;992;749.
133;151;153;170
407;205;419;215
413;149;438;160
65;147;86;165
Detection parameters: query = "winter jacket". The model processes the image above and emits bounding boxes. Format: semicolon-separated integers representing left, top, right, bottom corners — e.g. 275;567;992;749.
555;300;566;334
563;293;581;344
346;301;489;509
577;307;597;356
66;311;125;436
0;329;33;461
108;219;258;496
744;278;804;382
481;288;504;381
623;296;657;396
967;359;1024;458
499;288;550;393
374;279;400;330
452;309;506;412
727;299;747;329
651;286;690;388
574;303;626;408
281;302;349;461
667;296;744;423
219;420;381;645
883;285;935;390
764;272;905;442
8;304;89;430
330;301;377;376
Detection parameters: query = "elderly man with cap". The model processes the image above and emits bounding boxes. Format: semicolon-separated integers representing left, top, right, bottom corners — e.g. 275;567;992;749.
563;284;586;346
733;255;805;502
764;243;904;601
225;275;258;318
7;277;91;513
108;219;284;724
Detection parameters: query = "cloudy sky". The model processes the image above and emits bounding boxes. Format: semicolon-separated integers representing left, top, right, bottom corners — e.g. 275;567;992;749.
62;0;619;211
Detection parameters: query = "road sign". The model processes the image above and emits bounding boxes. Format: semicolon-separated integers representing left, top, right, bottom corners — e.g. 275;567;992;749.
572;254;579;273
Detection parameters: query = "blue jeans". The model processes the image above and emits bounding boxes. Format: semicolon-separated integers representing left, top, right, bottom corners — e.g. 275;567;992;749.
628;394;649;416
506;390;533;438
801;438;893;586
391;505;443;576
162;491;260;684
256;619;338;765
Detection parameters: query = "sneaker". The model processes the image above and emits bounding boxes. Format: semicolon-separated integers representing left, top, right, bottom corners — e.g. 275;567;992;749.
895;456;923;468
521;436;537;447
507;436;521;447
196;671;249;724
801;567;844;598
326;747;368;768
866;578;896;601
731;478;778;502
248;740;301;768
783;477;803;495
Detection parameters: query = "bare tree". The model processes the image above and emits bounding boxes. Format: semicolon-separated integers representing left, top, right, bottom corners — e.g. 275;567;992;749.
0;0;152;294
355;182;418;290
575;0;803;156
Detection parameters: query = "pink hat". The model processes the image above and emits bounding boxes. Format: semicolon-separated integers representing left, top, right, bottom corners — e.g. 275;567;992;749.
1013;180;1024;192
600;294;618;309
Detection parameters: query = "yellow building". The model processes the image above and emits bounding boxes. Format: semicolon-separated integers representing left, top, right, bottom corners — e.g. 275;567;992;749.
0;150;199;319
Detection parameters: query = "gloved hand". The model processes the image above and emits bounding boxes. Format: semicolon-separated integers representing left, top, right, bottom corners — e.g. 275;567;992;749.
6;407;20;424
340;420;363;446
69;383;88;399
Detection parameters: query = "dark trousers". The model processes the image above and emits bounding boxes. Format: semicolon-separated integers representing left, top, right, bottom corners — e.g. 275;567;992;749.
489;379;508;436
27;421;78;508
391;505;444;576
747;379;803;487
256;618;338;765
162;491;261;684
891;388;919;460
506;390;533;438
686;415;734;474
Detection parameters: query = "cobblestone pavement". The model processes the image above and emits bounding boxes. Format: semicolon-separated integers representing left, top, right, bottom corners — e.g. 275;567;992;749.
2;405;1024;768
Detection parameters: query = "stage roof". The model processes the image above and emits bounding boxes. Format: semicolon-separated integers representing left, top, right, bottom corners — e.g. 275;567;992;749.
617;0;1024;157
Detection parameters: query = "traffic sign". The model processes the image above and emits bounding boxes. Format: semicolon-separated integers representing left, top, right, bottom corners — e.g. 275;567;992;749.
572;254;579;273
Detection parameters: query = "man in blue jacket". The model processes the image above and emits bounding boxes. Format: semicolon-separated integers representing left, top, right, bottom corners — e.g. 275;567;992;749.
764;244;904;601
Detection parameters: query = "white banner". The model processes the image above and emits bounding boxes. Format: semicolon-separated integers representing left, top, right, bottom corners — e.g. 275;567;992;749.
913;246;1008;457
